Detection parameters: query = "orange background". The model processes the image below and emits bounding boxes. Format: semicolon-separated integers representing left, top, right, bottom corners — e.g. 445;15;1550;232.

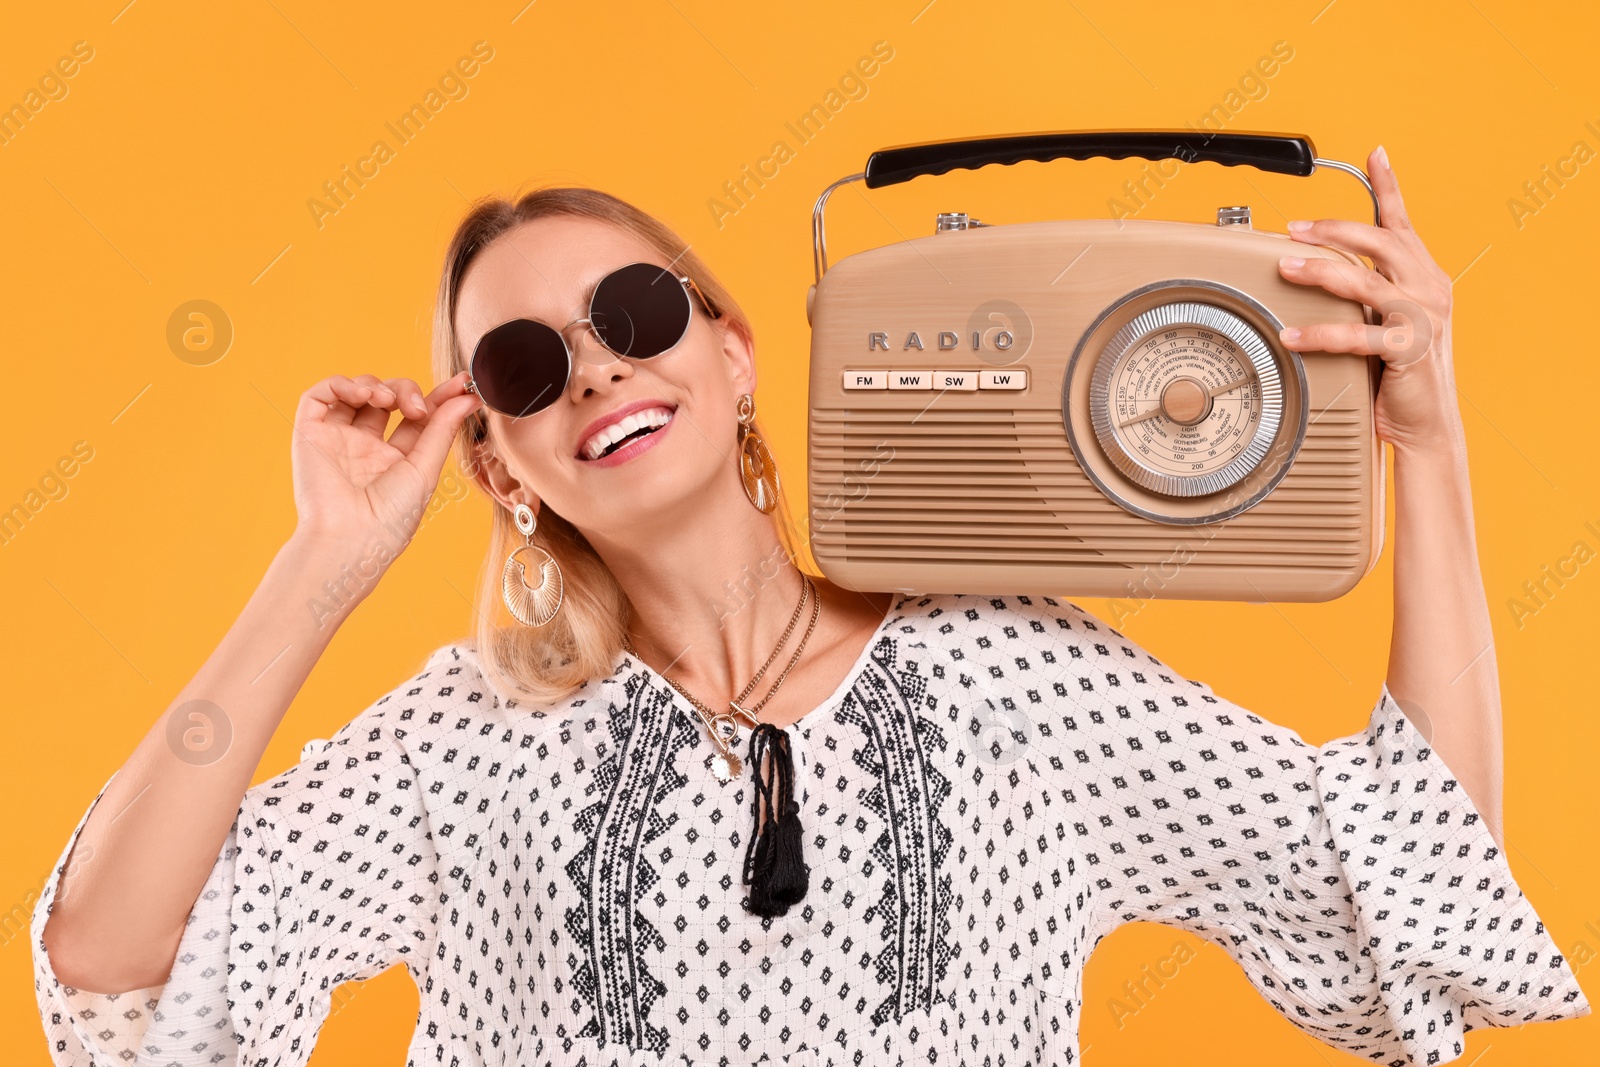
2;1;1597;1063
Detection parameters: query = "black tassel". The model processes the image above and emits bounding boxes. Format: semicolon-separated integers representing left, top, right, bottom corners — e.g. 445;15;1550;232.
742;722;809;917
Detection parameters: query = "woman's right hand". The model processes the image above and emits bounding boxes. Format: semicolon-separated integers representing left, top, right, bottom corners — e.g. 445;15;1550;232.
289;370;482;553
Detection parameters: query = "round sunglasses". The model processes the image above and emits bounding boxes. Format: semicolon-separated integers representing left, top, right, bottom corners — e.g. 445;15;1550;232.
465;262;721;420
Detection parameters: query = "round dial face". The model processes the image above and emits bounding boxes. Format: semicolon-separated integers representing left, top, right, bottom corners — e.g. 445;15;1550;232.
1090;302;1284;498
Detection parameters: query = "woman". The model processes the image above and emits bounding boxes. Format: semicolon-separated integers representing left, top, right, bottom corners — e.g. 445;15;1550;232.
31;147;1589;1066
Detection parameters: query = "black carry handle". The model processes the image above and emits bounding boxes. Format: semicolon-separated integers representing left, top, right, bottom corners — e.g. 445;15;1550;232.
862;129;1318;189
811;129;1377;282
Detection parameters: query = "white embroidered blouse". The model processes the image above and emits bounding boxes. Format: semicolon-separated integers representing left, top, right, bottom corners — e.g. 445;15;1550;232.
31;593;1590;1066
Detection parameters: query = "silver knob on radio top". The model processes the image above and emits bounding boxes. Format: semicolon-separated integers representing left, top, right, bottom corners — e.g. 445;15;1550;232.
934;212;987;232
1216;205;1252;228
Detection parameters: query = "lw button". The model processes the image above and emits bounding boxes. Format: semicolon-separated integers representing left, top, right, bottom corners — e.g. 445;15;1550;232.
979;369;1026;390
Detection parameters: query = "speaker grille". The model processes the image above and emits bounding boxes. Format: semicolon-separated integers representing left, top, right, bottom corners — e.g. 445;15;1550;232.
810;406;1365;569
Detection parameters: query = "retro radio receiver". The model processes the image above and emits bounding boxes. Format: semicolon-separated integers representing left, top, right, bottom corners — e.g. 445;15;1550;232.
804;130;1386;602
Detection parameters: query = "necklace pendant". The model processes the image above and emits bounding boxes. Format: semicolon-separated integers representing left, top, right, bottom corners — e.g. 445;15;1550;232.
708;749;743;782
708;712;742;749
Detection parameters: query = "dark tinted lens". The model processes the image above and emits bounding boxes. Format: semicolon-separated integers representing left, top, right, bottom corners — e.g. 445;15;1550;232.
590;263;691;358
471;319;569;417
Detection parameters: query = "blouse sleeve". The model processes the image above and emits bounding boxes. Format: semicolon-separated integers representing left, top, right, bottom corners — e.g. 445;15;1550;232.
31;652;451;1067
1042;600;1590;1066
32;779;243;1065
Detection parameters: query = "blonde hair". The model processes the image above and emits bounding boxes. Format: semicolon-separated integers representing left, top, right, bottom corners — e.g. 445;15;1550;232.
431;186;809;707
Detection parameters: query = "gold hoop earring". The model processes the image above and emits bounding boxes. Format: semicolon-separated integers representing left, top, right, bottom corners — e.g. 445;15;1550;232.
502;503;564;626
736;393;779;514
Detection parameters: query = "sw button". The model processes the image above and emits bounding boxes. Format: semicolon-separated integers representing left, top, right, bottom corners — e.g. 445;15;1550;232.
934;371;977;391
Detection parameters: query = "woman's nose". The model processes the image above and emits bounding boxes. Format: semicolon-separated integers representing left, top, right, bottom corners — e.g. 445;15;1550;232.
560;319;610;364
567;324;632;391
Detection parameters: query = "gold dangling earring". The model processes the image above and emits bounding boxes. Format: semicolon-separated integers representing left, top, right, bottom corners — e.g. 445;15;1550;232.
502;503;564;626
736;393;779;514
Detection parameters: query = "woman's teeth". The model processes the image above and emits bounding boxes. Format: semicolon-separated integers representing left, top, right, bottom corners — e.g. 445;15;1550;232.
581;406;674;460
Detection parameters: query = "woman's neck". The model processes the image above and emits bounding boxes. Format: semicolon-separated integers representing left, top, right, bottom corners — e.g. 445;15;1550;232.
582;474;810;703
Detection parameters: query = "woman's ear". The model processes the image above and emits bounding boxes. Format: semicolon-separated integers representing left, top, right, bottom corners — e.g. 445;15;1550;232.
719;316;757;397
465;433;541;515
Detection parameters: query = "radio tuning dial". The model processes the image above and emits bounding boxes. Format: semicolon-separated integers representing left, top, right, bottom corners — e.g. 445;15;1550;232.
1088;300;1288;500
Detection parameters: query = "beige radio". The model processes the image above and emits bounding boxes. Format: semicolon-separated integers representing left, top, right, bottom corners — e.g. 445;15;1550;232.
804;130;1386;603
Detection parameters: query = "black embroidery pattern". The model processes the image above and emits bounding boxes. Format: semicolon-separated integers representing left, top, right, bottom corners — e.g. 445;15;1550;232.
835;634;958;1028
563;670;692;1053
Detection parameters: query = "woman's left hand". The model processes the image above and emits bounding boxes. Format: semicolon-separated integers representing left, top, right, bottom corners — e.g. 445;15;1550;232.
1275;145;1463;457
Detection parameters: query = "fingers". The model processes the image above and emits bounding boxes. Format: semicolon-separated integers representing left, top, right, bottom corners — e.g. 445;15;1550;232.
403;383;482;483
350;374;401;435
1279;255;1438;365
1278;254;1406;309
1289;147;1448;289
298;374;444;439
385;370;476;454
1279;321;1394;357
385;371;473;451
1367;145;1453;288
1279;149;1449;370
298;375;388;428
1286;217;1404;264
1279;313;1432;366
420;370;474;411
386;377;430;421
1286;218;1432;290
351;374;435;435
296;370;480;479
1367;145;1415;237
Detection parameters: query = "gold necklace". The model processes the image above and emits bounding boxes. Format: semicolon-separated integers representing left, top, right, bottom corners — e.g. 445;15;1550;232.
630;571;810;725
624;572;821;782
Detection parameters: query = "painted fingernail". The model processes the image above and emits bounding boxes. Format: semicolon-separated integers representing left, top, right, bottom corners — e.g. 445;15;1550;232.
1280;327;1302;343
1280;256;1305;269
1287;220;1312;234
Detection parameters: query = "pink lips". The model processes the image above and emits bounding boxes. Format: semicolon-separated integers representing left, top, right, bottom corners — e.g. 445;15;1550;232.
574;398;675;458
583;413;674;468
575;398;677;467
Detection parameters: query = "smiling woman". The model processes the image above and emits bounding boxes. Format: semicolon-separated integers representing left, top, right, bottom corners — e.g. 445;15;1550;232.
432;186;812;706
30;173;1591;1067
